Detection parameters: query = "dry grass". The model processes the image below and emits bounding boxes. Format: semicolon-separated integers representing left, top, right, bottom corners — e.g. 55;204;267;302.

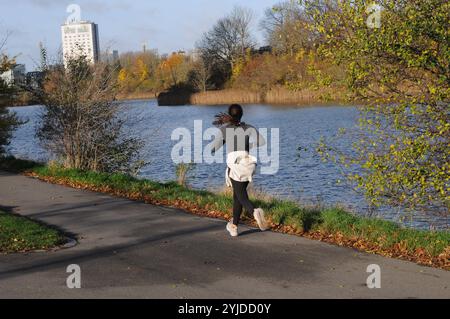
265;87;346;105
266;87;317;105
158;87;349;106
190;89;261;105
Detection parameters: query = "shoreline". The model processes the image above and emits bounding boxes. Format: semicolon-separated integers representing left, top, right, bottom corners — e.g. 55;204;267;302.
6;97;360;109
117;91;159;102
5;87;357;108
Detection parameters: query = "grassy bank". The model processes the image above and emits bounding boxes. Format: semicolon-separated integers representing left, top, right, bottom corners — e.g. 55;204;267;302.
158;87;350;106
0;210;65;253
1;157;449;269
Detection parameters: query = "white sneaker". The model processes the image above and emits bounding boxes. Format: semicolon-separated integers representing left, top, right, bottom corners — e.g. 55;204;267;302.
254;208;269;231
226;222;239;237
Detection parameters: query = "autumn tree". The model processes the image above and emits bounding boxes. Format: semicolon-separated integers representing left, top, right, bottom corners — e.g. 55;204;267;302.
261;1;319;56
188;57;212;92
117;50;161;94
197;6;255;88
306;0;449;214
159;53;185;87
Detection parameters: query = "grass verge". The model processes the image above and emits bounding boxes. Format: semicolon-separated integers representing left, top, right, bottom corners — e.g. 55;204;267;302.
0;210;65;253
1;156;449;269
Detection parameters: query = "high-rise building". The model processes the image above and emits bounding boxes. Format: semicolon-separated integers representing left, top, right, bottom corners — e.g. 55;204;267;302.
112;50;119;62
61;21;100;67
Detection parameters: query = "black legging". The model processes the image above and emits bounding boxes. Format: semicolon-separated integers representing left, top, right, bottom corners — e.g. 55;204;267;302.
230;178;255;226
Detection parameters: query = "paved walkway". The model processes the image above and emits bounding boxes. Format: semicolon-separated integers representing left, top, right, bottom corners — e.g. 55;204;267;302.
0;171;449;298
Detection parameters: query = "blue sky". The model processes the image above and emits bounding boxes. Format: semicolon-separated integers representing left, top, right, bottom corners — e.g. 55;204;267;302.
0;0;278;71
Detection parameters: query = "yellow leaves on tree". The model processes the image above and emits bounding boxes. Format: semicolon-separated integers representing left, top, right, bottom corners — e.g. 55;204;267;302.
118;68;128;84
136;58;149;81
117;56;152;92
159;53;184;86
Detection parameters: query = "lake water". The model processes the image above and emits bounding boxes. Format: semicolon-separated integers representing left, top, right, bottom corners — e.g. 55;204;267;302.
7;99;449;230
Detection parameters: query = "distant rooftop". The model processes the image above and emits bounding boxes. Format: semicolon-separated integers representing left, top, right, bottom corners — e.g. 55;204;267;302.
62;20;95;26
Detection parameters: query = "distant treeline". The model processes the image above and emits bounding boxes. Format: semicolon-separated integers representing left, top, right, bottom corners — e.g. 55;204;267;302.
115;3;350;105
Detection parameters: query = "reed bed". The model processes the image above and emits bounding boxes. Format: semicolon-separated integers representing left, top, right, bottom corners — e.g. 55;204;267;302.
265;87;322;105
157;87;347;106
190;89;261;105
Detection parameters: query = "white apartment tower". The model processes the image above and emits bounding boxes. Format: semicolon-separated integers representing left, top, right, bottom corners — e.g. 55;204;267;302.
61;21;100;67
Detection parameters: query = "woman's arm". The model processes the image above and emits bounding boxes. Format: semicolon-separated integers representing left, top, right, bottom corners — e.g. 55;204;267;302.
249;125;266;150
256;128;267;148
211;127;226;155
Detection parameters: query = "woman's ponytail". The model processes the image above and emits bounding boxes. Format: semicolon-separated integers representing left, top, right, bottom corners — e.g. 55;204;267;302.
213;104;244;127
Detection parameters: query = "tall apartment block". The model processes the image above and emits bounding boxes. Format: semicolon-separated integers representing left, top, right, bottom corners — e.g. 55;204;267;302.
61;21;100;67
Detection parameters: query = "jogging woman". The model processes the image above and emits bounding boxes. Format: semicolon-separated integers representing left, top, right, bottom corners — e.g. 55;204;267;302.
211;104;269;237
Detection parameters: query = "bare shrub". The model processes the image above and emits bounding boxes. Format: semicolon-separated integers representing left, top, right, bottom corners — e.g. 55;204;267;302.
0;31;21;155
37;56;144;173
